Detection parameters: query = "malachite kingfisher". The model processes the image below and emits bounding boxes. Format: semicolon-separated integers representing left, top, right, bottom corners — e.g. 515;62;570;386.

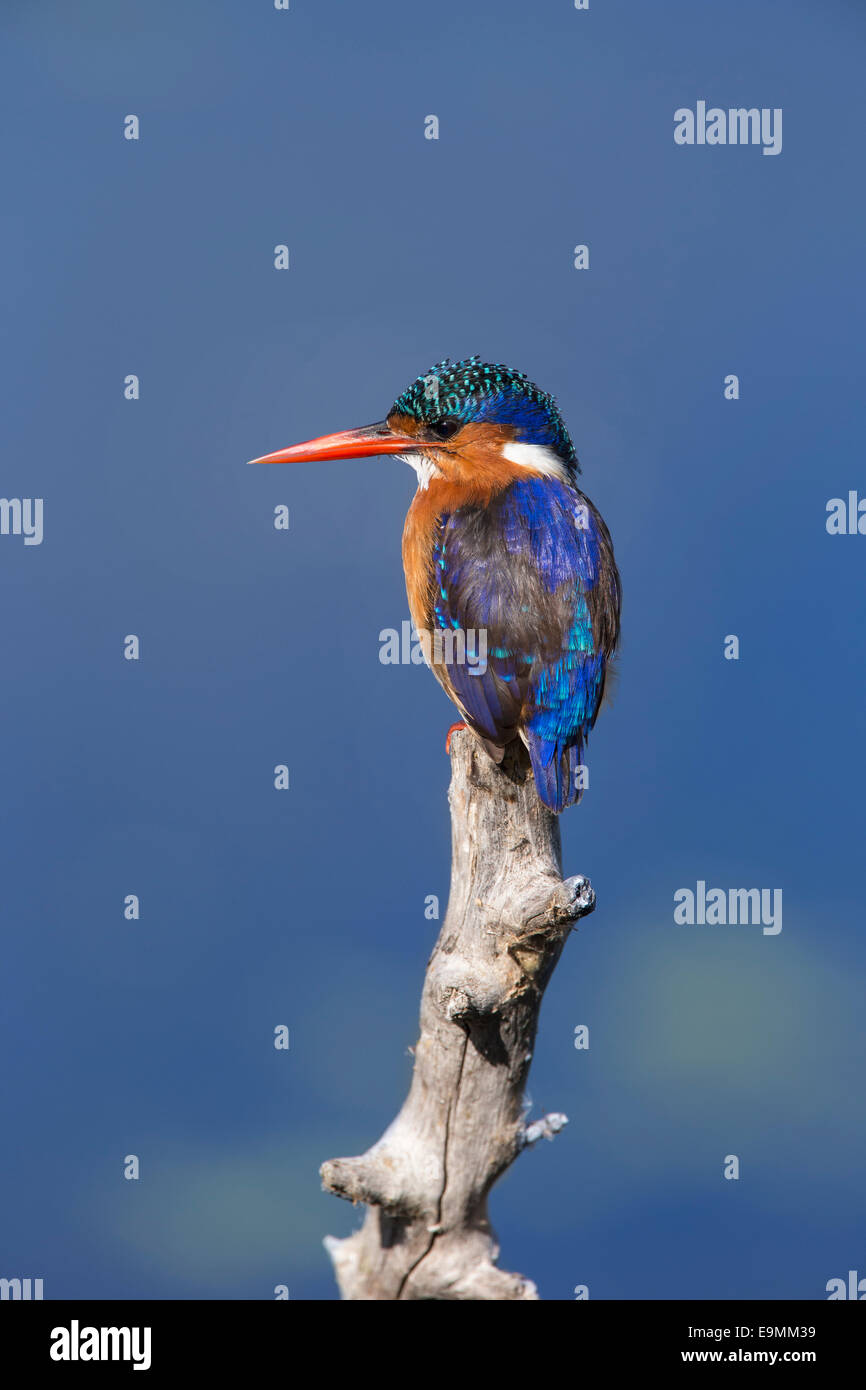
248;357;621;813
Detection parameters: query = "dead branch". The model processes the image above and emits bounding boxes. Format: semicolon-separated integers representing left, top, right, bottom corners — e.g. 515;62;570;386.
321;729;595;1300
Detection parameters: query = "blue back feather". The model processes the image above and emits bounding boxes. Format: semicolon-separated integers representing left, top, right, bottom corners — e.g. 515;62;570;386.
431;477;619;812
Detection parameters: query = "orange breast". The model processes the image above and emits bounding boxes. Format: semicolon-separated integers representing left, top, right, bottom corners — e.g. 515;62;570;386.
401;485;440;637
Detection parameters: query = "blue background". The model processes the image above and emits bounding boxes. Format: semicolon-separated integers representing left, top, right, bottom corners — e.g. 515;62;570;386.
1;0;864;1300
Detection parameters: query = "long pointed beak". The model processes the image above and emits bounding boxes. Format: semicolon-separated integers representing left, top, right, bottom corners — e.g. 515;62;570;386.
247;421;434;466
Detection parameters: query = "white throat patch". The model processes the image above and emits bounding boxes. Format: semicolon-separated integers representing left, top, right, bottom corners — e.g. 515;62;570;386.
400;451;442;492
500;440;569;481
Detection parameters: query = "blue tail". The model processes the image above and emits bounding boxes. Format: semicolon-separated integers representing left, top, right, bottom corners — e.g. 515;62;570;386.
527;734;585;814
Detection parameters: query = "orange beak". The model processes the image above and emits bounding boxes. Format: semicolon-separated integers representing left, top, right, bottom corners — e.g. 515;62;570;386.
247;421;435;466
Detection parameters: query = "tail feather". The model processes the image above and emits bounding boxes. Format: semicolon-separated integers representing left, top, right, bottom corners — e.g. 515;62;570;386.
527;734;584;814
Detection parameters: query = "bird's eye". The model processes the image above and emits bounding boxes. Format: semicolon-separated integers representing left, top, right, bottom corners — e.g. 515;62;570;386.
431;417;461;440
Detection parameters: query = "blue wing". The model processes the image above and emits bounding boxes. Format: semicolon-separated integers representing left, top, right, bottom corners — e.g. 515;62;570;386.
431;476;619;812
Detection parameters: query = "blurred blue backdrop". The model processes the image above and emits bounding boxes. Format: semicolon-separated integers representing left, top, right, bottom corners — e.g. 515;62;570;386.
1;0;864;1300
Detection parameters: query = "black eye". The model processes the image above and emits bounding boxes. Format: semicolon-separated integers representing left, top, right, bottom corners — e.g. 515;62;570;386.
431;417;461;440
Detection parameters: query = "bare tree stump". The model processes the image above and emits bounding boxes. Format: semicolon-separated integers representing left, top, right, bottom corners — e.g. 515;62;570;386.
321;728;595;1300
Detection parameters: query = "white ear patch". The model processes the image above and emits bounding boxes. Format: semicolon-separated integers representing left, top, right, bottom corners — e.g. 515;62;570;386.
501;440;569;481
399;451;442;492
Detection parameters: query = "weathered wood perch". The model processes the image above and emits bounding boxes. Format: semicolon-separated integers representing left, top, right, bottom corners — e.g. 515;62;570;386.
321;728;595;1299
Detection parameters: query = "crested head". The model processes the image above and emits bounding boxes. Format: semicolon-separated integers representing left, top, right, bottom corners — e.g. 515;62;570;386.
388;356;579;488
246;355;582;500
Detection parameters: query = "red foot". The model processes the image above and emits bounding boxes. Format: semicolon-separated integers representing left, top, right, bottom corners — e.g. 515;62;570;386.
445;722;467;754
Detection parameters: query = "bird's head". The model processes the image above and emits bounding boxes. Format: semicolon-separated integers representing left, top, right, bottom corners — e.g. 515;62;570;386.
248;356;578;497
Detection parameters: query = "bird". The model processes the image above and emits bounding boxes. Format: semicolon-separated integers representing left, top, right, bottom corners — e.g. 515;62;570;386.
248;356;621;813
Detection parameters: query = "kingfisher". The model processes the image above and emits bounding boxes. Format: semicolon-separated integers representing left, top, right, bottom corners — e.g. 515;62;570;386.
248;357;621;813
